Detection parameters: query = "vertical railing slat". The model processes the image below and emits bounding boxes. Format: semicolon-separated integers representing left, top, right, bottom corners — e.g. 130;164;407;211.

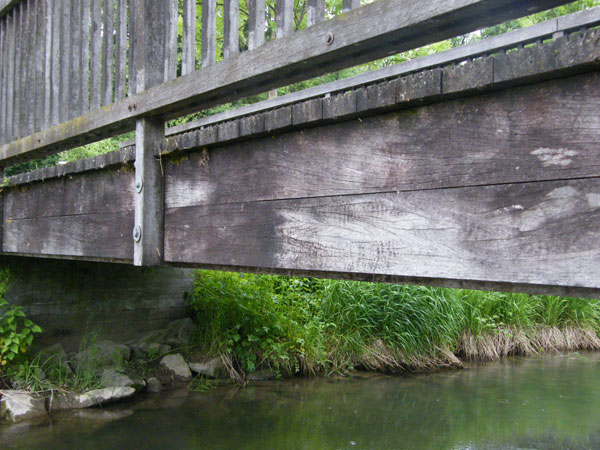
128;0;137;95
165;0;178;82
43;0;52;128
70;0;82;119
24;0;34;137
6;11;14;141
223;0;239;60
182;0;196;74
0;19;5;144
114;0;127;99
59;0;72;124
276;0;293;38
50;0;61;126
14;3;22;138
307;0;325;27
342;0;360;12
247;0;265;50
33;0;45;132
202;0;217;67
90;0;102;108
80;0;91;112
102;0;115;106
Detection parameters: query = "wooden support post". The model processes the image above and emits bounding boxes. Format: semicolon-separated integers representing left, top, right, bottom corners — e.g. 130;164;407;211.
132;2;167;266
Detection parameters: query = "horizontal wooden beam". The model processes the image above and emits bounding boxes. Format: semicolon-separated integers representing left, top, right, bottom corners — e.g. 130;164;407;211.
0;0;572;165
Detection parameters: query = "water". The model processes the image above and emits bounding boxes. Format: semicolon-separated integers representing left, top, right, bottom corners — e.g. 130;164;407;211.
2;352;600;449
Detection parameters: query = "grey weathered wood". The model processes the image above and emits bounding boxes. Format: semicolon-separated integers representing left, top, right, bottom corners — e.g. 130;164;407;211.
12;2;21;138
165;71;600;208
165;0;178;82
127;0;136;95
182;0;196;74
34;0;47;131
134;118;164;266
443;57;494;93
59;0;71;123
49;0;60;125
90;0;102;108
5;11;14;142
0;16;6;143
70;0;82;119
201;0;216;67
114;0;127;99
342;0;361;12
223;0;238;59
217;120;240;141
23;0;34;136
0;0;20;19
247;0;265;50
80;0;91;112
102;0;115;106
307;0;325;26
132;1;167;266
291;98;322;125
164;177;600;292
276;0;293;38
0;0;581;163
18;0;29;137
265;105;291;131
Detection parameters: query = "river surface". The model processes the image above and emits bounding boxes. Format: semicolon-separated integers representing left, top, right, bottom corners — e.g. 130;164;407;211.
2;352;600;449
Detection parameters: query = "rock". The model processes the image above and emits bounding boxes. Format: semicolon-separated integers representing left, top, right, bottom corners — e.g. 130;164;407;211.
49;387;136;411
131;342;171;359
160;354;192;381
247;369;278;382
164;318;194;347
189;357;229;379
37;343;70;370
145;377;162;393
0;390;47;423
138;329;167;344
73;340;131;370
100;369;145;392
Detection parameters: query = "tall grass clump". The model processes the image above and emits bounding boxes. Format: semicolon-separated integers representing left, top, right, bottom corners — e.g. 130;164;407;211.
189;270;600;380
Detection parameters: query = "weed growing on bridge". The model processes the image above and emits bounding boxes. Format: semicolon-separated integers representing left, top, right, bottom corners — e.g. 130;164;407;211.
189;270;600;380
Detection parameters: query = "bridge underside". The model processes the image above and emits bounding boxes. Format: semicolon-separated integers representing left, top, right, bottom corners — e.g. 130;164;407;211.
4;29;600;297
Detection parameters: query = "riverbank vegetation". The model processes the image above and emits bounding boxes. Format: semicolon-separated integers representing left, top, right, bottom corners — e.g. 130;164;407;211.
189;271;600;379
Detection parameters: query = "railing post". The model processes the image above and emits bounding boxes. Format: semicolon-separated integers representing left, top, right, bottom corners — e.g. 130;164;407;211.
132;1;166;266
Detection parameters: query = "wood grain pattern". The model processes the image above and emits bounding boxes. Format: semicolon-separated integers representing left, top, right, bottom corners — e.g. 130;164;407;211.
223;0;238;59
201;0;216;67
164;178;600;291
165;71;600;208
182;0;196;73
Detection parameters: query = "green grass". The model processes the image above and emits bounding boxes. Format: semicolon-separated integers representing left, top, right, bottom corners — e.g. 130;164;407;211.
188;271;600;379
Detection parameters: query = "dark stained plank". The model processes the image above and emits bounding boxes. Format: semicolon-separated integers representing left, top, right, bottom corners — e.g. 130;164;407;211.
3;211;134;260
182;0;196;73
4;168;134;220
165;72;600;208
164;178;600;292
0;0;579;163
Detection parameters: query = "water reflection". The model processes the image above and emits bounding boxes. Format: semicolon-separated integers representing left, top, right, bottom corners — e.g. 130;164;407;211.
2;352;600;449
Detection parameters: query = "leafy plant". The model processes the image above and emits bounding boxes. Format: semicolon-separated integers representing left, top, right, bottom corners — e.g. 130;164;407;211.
0;270;42;369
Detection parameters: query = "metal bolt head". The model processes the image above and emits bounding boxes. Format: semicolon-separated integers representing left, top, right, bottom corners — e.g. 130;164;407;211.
325;32;334;45
133;226;142;242
135;177;143;193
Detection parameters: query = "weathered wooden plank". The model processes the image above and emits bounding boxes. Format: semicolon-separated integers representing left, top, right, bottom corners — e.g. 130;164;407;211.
306;0;325;26
70;0;82;119
165;0;178;82
165;71;600;208
102;0;115;106
80;0;90;112
247;0;265;50
48;0;60;126
134;117;164;266
12;2;22;138
0;0;581;163
21;0;32;137
4;168;134;220
164;177;600;291
0;0;20;19
276;0;293;38
342;0;360;12
182;0;196;73
0;17;6;143
90;0;102;108
42;0;52;126
4;11;14;142
33;0;45;132
127;0;136;95
201;0;216;67
3;211;134;260
59;0;71;123
114;0;127;99
223;0;238;59
443;57;494;93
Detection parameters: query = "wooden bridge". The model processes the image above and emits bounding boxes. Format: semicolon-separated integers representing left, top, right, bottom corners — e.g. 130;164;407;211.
1;0;600;297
